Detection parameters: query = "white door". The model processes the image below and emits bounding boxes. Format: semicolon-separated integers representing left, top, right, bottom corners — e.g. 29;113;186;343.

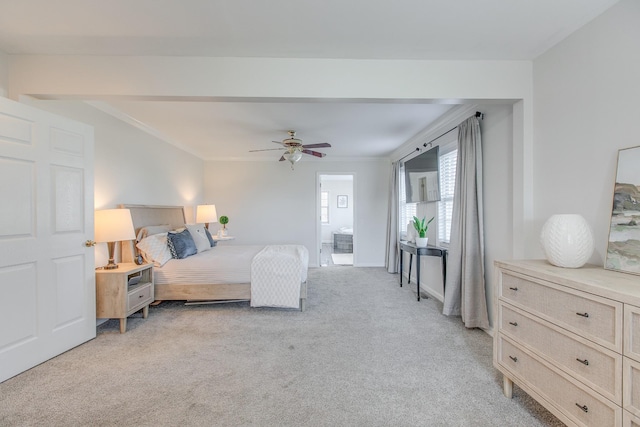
0;97;95;383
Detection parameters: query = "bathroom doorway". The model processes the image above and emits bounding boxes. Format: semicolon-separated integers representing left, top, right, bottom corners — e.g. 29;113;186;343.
318;174;355;266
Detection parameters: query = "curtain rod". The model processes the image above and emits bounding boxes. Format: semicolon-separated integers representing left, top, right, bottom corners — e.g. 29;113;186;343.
398;111;483;162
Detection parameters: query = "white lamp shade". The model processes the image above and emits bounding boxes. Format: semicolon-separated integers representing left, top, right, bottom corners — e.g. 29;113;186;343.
94;209;136;243
196;204;218;224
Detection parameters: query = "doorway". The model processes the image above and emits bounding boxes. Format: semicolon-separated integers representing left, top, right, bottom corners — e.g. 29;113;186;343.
318;174;354;266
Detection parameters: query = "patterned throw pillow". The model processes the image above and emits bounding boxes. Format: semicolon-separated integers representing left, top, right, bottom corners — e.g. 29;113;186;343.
167;229;197;259
136;232;172;267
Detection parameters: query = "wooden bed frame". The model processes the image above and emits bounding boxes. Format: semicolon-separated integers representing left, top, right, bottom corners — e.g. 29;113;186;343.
119;204;307;310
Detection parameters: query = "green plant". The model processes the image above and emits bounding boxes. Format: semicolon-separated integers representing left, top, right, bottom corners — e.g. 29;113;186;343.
412;216;434;238
219;215;229;228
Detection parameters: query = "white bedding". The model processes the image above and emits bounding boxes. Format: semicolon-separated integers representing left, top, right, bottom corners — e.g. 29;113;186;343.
154;245;265;285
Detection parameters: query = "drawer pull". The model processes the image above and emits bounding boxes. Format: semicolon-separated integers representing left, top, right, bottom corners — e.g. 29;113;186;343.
508;321;518;326
509;287;518;291
509;355;518;362
576;312;589;318
576;358;589;366
575;403;588;413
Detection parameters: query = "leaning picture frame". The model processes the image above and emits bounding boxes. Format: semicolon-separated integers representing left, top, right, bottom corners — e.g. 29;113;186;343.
337;195;348;208
605;145;640;275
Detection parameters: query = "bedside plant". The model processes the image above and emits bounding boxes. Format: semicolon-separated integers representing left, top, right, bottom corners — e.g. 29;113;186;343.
218;215;229;237
412;216;434;247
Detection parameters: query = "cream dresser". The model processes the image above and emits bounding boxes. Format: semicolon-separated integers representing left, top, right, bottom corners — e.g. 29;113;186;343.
494;259;640;427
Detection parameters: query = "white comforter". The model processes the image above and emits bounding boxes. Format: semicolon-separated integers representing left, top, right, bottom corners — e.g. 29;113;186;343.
154;245;265;285
250;245;309;309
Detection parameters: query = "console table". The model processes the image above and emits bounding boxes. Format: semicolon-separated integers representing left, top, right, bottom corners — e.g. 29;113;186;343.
399;241;448;301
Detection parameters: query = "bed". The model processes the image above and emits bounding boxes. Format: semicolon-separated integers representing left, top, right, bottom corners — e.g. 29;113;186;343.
119;204;308;310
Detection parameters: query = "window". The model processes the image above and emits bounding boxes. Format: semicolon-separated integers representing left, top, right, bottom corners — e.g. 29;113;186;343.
438;148;457;243
399;163;417;237
321;191;329;224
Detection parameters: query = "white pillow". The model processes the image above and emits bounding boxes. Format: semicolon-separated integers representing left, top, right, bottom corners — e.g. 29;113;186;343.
136;232;172;267
186;223;212;253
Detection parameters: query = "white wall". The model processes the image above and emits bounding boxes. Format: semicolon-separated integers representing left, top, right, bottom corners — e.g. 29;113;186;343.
203;160;387;267
532;0;640;264
22;99;205;266
0;51;8;97
321;178;354;243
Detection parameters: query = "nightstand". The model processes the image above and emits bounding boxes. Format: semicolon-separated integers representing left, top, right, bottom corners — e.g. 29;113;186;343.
212;235;235;242
95;263;154;333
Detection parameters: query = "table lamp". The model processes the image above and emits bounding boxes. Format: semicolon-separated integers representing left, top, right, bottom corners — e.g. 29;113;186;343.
94;208;136;270
196;204;218;230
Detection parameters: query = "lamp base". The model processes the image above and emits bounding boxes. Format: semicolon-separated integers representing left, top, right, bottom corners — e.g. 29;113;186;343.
104;242;119;269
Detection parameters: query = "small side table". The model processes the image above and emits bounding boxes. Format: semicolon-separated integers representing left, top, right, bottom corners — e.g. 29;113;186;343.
399;241;447;301
95;263;154;333
212;235;235;242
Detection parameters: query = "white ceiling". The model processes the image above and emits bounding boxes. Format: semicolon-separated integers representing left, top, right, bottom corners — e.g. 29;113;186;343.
0;0;619;160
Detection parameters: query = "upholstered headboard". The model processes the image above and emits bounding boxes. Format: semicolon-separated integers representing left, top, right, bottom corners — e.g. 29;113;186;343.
118;204;186;262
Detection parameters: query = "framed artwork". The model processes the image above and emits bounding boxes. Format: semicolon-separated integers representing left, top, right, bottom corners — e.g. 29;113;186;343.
337;195;348;208
605;145;640;275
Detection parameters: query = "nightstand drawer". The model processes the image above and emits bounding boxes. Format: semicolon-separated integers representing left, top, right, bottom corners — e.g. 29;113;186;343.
500;271;621;351
128;283;153;311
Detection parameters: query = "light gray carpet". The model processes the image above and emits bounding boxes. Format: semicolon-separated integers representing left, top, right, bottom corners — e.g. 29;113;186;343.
0;267;563;426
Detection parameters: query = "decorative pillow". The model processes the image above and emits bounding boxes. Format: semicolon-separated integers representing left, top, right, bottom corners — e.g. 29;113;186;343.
136;224;172;242
186;223;213;253
136;232;172;267
167;229;197;259
204;227;217;247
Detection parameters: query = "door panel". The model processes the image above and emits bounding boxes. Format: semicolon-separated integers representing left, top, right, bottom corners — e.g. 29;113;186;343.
0;263;37;349
53;255;86;330
0;97;95;383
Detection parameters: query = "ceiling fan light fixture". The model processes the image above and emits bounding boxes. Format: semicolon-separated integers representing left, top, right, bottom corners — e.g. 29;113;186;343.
285;150;303;164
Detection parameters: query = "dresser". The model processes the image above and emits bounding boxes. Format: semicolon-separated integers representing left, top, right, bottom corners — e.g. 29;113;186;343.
494;259;640;427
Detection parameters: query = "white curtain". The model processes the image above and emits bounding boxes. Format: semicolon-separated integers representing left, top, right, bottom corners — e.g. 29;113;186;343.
385;161;400;273
442;116;489;329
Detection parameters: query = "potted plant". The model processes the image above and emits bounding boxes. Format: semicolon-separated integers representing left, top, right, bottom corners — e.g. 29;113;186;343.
218;215;229;237
412;216;434;248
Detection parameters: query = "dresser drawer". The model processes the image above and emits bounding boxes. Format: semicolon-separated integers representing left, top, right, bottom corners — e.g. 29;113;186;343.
625;305;640;363
624;409;640;427
624;357;640;418
499;303;622;403
127;282;153;312
497;335;621;427
500;271;622;351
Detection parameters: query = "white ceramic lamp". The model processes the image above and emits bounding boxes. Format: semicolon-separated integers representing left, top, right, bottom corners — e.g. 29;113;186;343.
540;214;594;268
94;208;136;270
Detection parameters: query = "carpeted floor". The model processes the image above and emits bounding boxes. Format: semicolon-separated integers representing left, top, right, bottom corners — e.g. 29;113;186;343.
0;267;563;426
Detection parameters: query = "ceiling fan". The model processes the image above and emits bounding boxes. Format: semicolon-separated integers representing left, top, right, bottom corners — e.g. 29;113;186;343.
249;130;332;169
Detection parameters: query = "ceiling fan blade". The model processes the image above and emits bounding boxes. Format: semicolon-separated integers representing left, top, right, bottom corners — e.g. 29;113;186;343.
249;148;286;152
301;143;331;149
272;141;285;145
279;155;286;162
302;149;326;158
